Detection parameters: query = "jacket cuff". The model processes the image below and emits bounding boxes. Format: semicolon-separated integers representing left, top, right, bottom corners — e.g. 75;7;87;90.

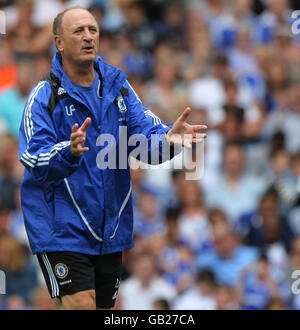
60;145;82;164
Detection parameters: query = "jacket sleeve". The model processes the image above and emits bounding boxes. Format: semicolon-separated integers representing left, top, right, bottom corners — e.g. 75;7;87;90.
124;80;182;165
19;81;82;184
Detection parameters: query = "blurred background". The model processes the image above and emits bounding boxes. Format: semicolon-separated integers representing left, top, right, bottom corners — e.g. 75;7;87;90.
0;0;300;310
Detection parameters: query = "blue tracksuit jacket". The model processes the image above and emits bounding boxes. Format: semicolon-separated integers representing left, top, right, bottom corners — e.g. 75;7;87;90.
19;52;176;255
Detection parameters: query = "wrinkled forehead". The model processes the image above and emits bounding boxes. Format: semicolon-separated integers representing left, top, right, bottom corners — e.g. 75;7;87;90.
62;8;98;32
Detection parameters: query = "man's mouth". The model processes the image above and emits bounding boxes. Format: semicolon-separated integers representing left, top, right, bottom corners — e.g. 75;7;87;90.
82;45;94;52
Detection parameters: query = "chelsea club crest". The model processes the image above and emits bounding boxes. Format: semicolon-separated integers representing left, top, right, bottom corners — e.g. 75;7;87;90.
117;96;127;113
54;263;69;279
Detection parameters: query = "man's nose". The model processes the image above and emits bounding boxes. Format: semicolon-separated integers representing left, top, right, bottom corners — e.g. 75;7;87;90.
82;28;93;41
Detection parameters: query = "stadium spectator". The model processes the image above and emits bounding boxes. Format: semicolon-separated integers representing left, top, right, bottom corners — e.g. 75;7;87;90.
119;253;176;310
286;152;300;235
0;59;36;137
188;52;230;127
0;134;20;210
236;253;288;309
0;235;38;308
181;10;212;82
151;208;195;294
217;78;264;140
236;186;295;252
0;40;17;95
154;1;186;44
265;81;300;154
227;22;266;100
133;190;165;237
196;218;259;286
172;269;216;310
177;181;211;253
204;142;266;224
0;199;14;237
143;41;188;123
117;0;157;51
215;284;240;310
152;298;170;310
235;186;293;282
265;297;287;310
264;57;289;110
258;0;292;44
6;0;53;55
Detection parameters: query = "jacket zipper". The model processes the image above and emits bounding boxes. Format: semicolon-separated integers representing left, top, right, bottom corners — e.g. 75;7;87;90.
64;178;103;242
110;182;132;239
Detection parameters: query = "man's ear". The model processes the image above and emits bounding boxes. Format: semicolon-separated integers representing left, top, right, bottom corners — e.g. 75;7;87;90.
54;35;64;52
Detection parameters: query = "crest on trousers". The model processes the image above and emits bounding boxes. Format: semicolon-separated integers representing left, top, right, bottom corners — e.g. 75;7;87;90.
117;96;127;113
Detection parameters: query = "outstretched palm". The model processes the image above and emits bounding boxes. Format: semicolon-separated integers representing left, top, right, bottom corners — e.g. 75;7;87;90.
166;107;207;148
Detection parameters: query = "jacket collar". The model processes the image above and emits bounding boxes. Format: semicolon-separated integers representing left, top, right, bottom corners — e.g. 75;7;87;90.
51;51;128;112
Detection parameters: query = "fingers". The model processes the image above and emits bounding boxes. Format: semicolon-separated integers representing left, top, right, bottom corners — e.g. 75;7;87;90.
76;146;89;153
71;130;85;141
70;118;91;157
71;145;89;157
79;117;92;132
72;118;91;134
192;125;208;132
81;146;89;152
177;108;208;131
71;132;86;146
178;107;191;123
192;133;207;140
71;135;86;147
192;136;206;144
72;123;79;133
167;132;206;148
184;141;192;149
70;139;89;156
70;131;86;153
186;135;206;148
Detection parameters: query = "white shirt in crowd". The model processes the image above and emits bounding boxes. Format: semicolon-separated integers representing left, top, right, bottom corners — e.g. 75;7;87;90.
120;276;176;310
172;287;216;310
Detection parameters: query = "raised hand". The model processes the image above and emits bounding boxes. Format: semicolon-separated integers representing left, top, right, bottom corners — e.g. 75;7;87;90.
166;107;207;148
70;117;91;157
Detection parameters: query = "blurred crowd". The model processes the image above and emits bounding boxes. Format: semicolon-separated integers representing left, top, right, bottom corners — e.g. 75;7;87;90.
0;0;300;310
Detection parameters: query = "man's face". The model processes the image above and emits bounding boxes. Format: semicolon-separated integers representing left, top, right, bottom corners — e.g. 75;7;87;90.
223;145;245;176
55;9;99;65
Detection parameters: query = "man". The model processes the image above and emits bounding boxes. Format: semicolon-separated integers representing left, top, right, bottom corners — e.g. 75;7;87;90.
196;218;259;287
18;7;207;310
205;142;266;224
